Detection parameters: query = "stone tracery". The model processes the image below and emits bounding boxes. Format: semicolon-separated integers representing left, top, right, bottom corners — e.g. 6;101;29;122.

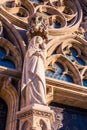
46;36;87;87
45;54;82;85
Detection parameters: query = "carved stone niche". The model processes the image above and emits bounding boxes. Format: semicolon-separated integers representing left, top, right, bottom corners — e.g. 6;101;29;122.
17;104;54;130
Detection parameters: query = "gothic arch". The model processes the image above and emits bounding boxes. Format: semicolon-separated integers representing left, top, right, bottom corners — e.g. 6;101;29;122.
0;78;18;130
40;119;47;130
46;54;82;85
0;37;22;70
21;121;28;130
0;14;26;59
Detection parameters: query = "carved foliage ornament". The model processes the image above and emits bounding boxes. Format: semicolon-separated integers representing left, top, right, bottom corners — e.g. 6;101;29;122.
27;12;49;41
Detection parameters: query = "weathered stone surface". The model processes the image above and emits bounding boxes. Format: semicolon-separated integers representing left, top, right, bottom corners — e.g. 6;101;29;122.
0;0;87;130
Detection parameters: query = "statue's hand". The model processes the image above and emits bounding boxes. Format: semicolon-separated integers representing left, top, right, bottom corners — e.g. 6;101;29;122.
35;51;40;56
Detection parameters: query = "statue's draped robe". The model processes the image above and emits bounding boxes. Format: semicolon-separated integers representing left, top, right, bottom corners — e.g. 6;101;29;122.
21;37;46;105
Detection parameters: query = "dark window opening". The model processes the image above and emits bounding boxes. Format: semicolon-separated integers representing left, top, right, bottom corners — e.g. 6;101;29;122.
0;98;8;130
50;102;87;130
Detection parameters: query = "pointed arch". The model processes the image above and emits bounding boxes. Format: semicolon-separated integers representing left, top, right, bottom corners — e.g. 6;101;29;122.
0;78;18;130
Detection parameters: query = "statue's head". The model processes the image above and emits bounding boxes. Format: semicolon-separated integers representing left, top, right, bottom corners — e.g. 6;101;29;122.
35;36;43;44
28;36;44;49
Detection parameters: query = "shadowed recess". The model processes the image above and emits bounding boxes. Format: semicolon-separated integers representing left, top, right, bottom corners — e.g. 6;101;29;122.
29;0;43;4
0;98;8;130
50;102;87;130
83;79;87;87
0;47;15;69
53;22;61;29
66;47;85;66
45;62;73;83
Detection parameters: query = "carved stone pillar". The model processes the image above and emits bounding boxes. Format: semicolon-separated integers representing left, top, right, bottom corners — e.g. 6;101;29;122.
17;104;54;130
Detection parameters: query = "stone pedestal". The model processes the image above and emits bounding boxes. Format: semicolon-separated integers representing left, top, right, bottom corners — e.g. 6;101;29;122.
17;104;54;130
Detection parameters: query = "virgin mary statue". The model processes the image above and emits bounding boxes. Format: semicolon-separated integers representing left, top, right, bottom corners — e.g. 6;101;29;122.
21;36;47;105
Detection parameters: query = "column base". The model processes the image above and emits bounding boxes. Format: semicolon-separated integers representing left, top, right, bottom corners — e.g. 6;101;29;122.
17;104;54;130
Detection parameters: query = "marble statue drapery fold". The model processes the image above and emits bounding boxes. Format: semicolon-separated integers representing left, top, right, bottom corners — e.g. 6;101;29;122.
21;36;47;105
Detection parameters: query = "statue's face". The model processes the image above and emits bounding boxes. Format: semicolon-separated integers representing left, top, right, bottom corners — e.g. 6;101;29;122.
41;43;46;49
30;36;44;49
36;36;43;45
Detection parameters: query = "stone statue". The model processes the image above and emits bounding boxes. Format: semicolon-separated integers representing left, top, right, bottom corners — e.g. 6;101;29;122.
21;36;47;105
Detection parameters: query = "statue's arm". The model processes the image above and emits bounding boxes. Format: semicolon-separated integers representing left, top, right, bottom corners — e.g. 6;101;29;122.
35;49;47;62
28;48;36;57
